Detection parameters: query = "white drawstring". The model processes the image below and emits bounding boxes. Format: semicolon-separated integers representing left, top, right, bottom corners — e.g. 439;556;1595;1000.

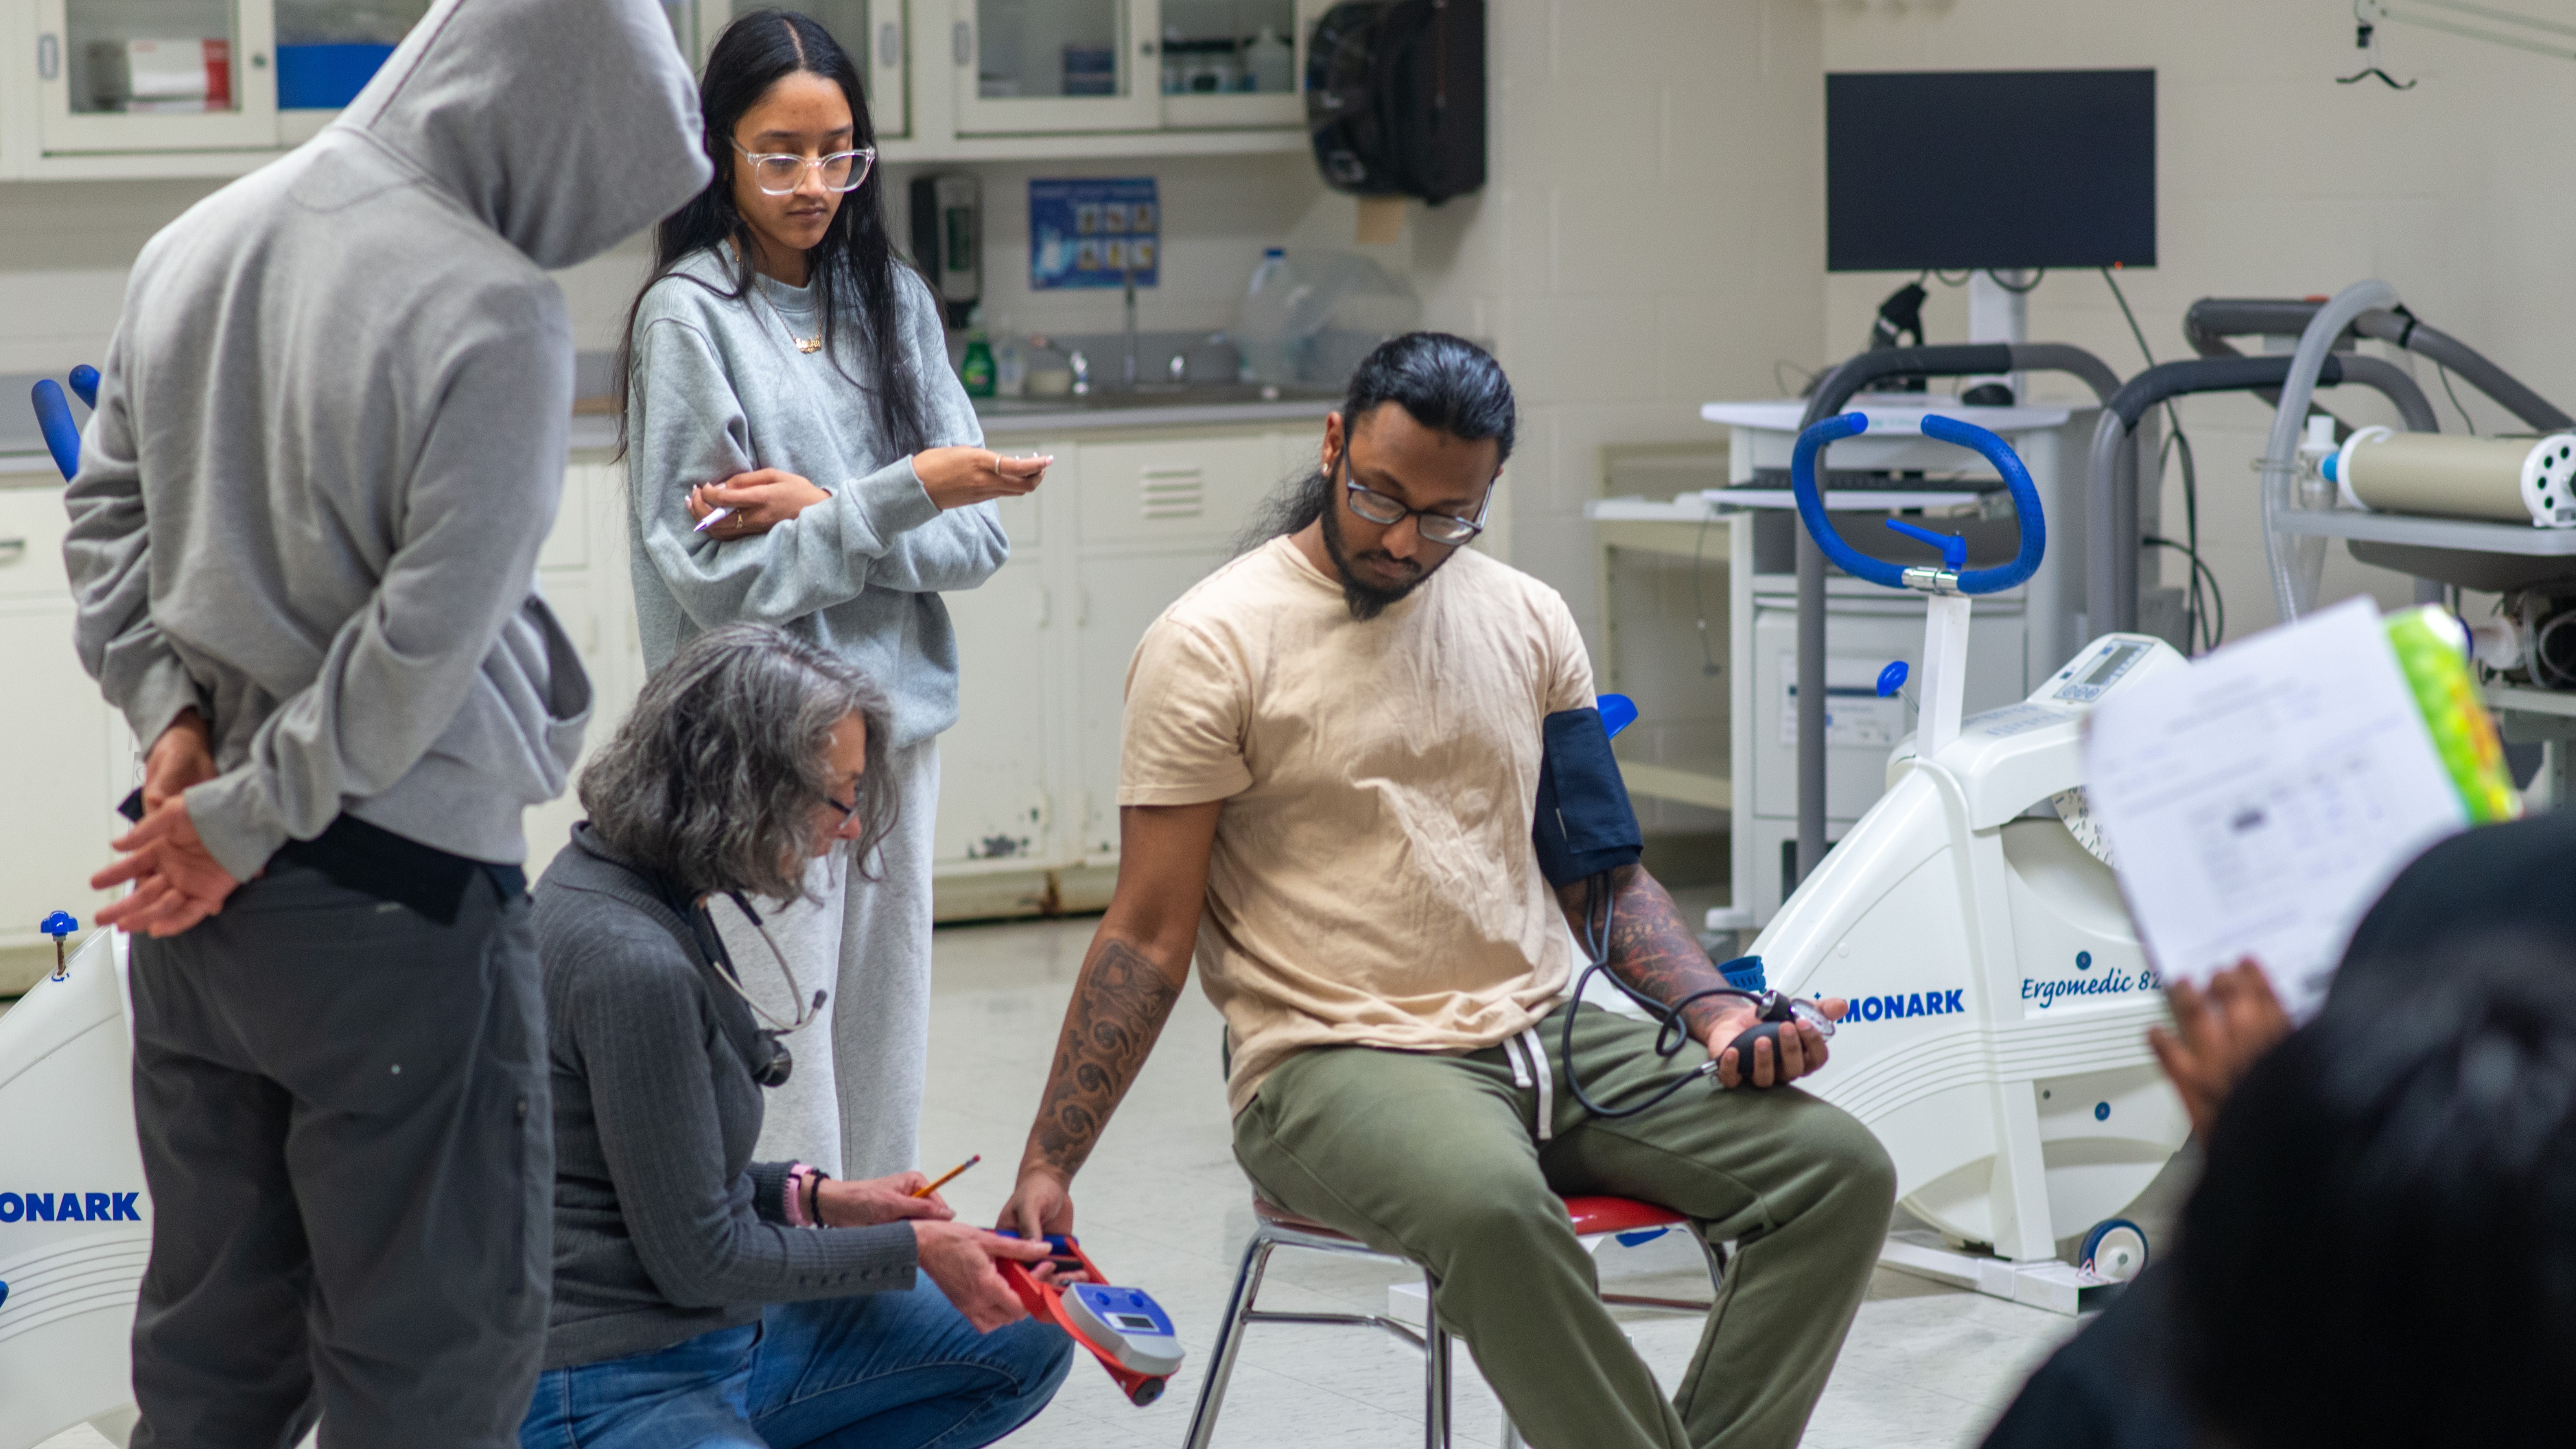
1520;1026;1555;1143
1502;1032;1534;1089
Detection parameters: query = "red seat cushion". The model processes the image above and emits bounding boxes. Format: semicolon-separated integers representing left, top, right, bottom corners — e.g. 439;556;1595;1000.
1561;1195;1689;1236
1254;1193;1688;1243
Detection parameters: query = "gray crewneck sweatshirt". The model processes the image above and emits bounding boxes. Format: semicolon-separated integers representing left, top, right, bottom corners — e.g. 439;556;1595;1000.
63;0;709;880
532;828;918;1369
626;248;1006;749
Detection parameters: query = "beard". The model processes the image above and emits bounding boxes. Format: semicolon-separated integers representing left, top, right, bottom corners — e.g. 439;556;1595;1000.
1317;481;1437;620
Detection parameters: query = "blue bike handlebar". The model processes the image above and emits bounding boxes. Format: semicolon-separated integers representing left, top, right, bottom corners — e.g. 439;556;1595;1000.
31;379;80;482
1787;412;2046;595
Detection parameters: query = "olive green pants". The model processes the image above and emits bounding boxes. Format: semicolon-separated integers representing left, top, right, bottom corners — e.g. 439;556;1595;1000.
1231;1007;1895;1449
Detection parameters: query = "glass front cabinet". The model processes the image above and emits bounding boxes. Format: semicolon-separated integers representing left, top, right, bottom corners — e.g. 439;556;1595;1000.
953;0;1303;135
13;0;1313;172
29;0;694;157
38;0;279;152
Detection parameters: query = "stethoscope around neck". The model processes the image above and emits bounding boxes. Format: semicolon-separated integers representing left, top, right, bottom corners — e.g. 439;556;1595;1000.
684;890;825;1089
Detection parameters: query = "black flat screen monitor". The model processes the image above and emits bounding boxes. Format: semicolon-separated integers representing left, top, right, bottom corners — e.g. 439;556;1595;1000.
1826;69;2155;273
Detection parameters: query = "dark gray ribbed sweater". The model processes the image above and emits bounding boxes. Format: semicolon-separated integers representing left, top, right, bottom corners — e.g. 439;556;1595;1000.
532;827;919;1369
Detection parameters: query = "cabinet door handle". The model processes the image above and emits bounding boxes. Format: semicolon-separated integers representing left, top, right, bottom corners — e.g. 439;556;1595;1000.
952;20;973;66
0;538;27;563
38;33;59;80
879;20;903;68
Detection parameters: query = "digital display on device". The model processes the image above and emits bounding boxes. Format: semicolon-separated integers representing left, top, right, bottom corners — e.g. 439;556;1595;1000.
2081;643;2144;687
1114;1313;1159;1330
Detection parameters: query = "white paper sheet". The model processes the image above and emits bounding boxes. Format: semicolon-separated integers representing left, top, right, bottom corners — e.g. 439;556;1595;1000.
2080;597;2465;1016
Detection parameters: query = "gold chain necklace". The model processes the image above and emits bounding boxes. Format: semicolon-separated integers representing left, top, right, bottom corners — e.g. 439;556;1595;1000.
743;245;823;354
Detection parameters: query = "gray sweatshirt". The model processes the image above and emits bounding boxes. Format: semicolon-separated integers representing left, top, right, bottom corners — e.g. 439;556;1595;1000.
626;248;1007;748
63;0;709;881
533;828;918;1368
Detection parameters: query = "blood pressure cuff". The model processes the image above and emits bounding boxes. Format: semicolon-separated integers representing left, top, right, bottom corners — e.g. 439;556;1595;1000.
1532;707;1643;887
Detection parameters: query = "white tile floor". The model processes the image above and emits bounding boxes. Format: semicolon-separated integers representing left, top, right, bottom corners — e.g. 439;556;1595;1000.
34;914;2090;1449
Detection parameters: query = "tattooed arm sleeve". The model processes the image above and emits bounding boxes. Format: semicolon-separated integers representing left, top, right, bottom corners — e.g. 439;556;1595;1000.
1017;799;1222;1184
1557;864;1744;1040
1025;934;1190;1180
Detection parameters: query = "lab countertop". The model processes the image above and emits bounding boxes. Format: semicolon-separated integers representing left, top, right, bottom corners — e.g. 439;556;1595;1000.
1;385;1343;479
972;385;1339;437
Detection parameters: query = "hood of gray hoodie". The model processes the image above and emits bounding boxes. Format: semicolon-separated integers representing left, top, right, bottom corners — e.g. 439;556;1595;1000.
61;0;711;881
339;0;707;269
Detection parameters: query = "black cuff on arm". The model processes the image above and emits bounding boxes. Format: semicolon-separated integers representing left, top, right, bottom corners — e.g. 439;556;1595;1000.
747;1160;794;1225
1533;707;1644;887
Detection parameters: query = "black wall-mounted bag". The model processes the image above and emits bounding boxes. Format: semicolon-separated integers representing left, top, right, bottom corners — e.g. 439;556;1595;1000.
1305;0;1486;205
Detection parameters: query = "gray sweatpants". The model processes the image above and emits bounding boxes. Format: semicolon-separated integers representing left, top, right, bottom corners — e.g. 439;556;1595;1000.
126;862;550;1449
712;737;936;1180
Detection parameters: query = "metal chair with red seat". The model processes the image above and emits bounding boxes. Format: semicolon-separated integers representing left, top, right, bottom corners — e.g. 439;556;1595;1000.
1181;1190;1723;1448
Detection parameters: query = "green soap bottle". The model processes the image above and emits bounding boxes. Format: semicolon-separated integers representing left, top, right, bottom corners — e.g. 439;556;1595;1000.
960;332;996;398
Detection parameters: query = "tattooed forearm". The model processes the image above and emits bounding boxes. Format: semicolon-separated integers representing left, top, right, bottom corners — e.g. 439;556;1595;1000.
1560;865;1743;1038
1026;935;1186;1179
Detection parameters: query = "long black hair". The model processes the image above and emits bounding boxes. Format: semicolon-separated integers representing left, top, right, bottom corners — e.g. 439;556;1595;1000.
617;9;928;459
1236;331;1517;548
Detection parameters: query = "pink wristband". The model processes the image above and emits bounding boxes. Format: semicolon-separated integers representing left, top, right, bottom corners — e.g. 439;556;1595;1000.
784;1164;821;1228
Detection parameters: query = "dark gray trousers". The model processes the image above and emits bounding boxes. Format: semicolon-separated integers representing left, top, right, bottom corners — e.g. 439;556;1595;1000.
127;862;550;1449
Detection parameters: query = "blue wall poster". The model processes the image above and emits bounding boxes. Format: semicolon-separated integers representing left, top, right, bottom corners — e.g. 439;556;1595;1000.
1029;177;1160;290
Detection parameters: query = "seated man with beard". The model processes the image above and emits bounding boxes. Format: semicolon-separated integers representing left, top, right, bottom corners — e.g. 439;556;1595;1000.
998;332;1895;1449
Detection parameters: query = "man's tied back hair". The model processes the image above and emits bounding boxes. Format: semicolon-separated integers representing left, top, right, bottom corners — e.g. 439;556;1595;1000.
1240;331;1517;547
1345;330;1517;465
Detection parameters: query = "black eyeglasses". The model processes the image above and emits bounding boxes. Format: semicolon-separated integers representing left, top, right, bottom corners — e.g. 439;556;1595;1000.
818;792;855;819
1338;451;1493;546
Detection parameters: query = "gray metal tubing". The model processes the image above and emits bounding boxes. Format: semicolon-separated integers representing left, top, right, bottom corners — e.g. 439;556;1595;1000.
1424;1279;1451;1449
1243;1309;1426;1347
1185;1236;1278;1449
2083;354;2438;635
2265;282;2400;622
2187;298;2573;433
1786;343;2117;888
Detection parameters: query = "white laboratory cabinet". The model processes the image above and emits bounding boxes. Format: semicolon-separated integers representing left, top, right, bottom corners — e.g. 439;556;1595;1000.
0;479;124;990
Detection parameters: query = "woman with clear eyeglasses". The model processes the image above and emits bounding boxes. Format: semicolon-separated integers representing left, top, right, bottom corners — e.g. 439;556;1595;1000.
619;9;1047;1184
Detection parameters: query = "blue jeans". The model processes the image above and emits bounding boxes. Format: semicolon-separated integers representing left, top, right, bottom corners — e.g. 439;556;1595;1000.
519;1284;1074;1449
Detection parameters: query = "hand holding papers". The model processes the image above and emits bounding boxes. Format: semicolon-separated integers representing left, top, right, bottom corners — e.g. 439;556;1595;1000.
2081;599;2515;1017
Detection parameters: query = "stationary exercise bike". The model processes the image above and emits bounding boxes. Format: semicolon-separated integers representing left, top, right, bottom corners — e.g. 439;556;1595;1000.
1751;411;2188;1313
1;370;149;1447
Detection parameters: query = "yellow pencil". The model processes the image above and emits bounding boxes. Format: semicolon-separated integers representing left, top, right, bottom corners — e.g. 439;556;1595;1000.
912;1154;981;1198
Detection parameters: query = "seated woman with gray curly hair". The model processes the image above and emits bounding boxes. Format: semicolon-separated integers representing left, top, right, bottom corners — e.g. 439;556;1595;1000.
520;621;1071;1449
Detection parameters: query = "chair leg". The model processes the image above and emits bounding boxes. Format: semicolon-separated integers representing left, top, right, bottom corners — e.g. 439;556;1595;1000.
1422;1272;1452;1449
1185;1229;1280;1449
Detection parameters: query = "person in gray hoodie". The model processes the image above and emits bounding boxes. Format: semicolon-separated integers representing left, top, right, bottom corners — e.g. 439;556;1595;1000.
622;9;1046;1185
59;0;708;1443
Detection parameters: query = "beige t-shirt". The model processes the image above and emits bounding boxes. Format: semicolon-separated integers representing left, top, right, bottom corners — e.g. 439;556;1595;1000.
1120;535;1594;1113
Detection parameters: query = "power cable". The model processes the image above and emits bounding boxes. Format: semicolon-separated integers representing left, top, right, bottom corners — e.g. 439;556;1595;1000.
2102;267;2222;651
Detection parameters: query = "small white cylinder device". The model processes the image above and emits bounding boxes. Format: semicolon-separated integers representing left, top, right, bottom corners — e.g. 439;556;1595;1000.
2326;426;2576;527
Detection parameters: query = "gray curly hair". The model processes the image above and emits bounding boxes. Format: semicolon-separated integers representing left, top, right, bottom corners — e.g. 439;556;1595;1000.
579;623;898;902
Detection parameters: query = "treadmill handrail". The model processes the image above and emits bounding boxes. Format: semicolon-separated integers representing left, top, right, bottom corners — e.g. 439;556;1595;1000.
2184;298;2571;434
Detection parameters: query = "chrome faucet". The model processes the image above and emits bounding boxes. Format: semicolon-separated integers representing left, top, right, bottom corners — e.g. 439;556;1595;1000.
1122;259;1140;389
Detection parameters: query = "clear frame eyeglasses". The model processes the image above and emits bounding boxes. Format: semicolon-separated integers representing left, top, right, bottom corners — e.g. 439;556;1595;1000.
1338;452;1493;546
733;143;877;196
